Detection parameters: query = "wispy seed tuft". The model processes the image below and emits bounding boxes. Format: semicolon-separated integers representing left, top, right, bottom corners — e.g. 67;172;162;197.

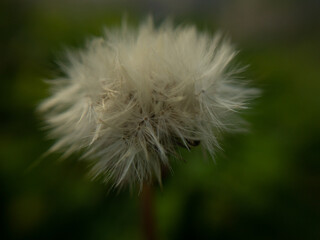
39;18;258;189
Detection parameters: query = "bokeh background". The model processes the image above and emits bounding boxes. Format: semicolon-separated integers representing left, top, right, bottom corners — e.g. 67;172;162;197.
1;0;320;239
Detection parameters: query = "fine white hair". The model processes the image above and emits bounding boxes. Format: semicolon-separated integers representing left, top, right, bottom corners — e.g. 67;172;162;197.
39;18;258;189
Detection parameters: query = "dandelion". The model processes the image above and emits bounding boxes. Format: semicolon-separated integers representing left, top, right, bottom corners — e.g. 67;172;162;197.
39;18;258;189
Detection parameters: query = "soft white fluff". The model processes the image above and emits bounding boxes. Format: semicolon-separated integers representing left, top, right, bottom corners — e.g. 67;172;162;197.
39;18;257;188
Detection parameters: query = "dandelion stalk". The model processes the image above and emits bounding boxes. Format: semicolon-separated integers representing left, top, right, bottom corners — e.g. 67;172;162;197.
140;183;157;240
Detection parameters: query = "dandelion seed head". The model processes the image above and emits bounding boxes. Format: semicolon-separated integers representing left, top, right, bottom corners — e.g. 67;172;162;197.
39;18;258;189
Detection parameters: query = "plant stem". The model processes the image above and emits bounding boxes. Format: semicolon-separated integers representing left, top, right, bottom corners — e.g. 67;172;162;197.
141;183;157;240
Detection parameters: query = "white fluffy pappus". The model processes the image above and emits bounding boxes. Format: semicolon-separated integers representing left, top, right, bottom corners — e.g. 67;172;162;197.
39;18;258;189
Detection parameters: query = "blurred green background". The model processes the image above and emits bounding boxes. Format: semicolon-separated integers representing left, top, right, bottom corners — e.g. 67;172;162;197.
1;0;320;239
